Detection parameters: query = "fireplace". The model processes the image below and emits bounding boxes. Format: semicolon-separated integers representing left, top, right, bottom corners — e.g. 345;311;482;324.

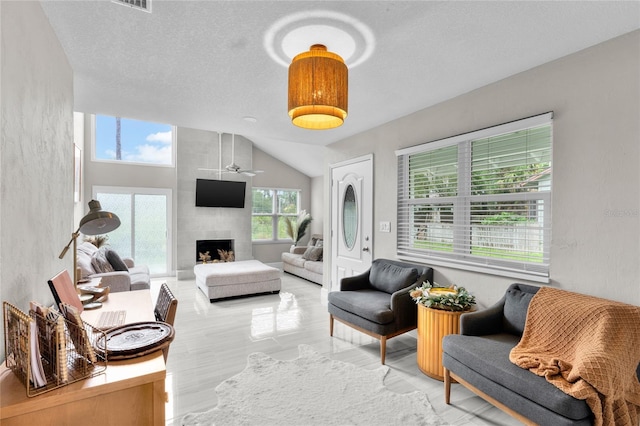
196;239;234;263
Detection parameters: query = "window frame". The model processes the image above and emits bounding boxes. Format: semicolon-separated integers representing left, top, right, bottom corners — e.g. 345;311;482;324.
91;114;176;168
252;187;301;242
396;112;553;283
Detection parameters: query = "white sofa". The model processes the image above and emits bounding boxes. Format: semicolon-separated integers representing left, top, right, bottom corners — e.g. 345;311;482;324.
76;241;151;292
281;235;323;285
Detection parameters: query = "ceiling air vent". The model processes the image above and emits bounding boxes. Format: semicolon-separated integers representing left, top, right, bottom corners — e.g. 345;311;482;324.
112;0;151;13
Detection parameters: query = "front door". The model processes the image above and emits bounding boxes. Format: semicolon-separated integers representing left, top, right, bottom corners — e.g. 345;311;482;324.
330;155;373;292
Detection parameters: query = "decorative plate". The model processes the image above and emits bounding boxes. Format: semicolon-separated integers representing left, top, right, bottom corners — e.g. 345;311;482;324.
95;321;174;360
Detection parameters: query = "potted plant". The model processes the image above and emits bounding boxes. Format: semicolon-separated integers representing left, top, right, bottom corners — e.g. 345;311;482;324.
410;282;476;312
410;282;476;381
284;210;312;249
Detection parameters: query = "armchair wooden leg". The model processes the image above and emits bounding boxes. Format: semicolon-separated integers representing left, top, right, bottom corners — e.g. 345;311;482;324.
444;368;451;404
380;336;387;365
329;315;334;337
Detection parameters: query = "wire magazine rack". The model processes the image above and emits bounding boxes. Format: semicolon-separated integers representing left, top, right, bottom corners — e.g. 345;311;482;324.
3;301;107;397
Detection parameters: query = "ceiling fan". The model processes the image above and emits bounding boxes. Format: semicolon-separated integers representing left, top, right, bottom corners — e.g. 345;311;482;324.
198;133;264;177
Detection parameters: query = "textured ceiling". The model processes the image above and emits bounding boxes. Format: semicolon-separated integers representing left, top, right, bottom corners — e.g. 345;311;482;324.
40;1;640;177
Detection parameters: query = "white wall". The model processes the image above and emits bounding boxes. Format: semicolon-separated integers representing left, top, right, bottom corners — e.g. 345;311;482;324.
0;1;74;360
324;30;640;308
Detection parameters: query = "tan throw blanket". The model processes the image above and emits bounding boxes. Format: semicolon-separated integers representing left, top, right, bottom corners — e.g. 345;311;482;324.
509;287;640;426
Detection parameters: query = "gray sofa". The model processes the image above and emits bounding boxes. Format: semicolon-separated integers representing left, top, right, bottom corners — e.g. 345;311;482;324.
281;235;323;285
76;241;151;292
442;283;640;426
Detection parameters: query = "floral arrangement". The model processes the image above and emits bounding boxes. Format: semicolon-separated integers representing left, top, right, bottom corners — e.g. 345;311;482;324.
284;210;312;245
199;251;211;263
84;235;109;248
410;282;476;312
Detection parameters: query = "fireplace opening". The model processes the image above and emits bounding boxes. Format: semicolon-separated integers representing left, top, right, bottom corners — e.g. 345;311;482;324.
196;239;234;263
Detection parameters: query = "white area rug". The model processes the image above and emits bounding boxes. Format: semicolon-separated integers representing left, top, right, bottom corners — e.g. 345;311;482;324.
181;344;444;426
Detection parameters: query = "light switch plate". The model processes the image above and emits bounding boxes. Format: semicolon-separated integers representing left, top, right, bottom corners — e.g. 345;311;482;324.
379;221;391;232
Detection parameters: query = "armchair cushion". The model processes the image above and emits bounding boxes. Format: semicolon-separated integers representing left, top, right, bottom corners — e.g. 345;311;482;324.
329;289;395;324
369;261;418;294
503;285;537;335
443;334;591;420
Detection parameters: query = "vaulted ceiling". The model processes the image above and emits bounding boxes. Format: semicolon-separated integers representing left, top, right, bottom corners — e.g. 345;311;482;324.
40;1;640;177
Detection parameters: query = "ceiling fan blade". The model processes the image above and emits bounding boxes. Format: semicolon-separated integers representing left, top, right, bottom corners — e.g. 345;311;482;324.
201;134;267;176
239;169;264;176
198;167;231;173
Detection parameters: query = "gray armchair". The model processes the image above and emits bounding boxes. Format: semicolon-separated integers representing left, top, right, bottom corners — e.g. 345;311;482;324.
328;258;433;364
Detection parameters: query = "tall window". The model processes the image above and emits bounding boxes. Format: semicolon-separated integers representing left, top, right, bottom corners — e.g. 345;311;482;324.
252;188;300;241
93;114;175;166
396;113;552;280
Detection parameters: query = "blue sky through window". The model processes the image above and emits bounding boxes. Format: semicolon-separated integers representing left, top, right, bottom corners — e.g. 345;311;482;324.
95;115;173;165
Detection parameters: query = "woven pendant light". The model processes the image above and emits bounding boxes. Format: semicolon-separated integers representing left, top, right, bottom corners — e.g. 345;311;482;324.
288;44;348;130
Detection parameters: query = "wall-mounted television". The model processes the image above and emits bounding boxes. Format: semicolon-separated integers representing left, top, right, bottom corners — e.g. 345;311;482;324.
195;178;246;208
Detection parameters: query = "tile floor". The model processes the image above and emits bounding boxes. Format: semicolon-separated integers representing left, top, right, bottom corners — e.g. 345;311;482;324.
155;272;522;425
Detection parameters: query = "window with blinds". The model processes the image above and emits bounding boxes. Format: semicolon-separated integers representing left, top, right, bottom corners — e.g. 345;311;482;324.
396;113;552;280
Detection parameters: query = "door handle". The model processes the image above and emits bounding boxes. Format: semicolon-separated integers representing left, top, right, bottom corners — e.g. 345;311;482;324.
362;247;369;252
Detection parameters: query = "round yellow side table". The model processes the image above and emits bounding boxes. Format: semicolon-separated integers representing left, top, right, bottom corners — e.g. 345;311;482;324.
416;304;463;381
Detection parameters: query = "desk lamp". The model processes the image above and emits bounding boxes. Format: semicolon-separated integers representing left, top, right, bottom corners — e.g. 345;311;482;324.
59;199;121;287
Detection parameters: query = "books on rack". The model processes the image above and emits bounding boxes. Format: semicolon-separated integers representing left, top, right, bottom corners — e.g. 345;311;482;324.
29;301;70;384
28;302;47;388
29;321;47;387
60;303;97;363
48;270;84;312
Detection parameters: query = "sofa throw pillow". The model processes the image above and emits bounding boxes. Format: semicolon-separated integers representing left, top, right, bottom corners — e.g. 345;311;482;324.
105;248;129;271
309;235;323;247
76;251;95;278
91;246;115;273
369;261;418;294
302;246;323;262
503;288;536;336
77;241;98;256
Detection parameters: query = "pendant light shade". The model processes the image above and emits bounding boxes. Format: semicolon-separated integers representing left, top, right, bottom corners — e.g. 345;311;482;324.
288;44;348;130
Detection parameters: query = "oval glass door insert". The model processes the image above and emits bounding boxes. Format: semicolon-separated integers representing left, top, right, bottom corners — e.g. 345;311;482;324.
342;184;358;249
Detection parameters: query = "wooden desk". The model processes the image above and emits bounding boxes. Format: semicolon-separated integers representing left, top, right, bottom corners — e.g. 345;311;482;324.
0;290;166;426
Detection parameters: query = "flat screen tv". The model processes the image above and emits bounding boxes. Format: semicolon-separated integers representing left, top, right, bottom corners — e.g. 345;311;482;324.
196;179;246;208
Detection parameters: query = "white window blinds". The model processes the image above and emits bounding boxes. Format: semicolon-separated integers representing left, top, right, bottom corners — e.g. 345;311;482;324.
396;113;553;280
